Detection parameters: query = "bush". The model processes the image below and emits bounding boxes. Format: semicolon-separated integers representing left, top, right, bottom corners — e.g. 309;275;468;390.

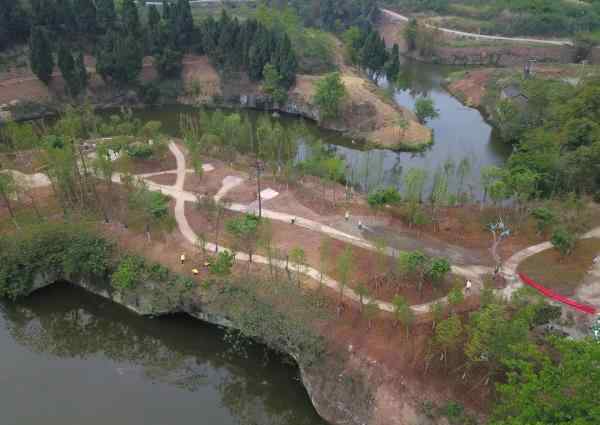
138;82;160;105
125;142;154;159
368;187;401;207
551;226;577;256
111;255;146;291
531;207;556;235
0;223;114;299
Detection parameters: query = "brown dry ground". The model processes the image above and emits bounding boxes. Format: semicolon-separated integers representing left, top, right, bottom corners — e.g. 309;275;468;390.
145;173;178;186
518;238;600;296
447;69;493;107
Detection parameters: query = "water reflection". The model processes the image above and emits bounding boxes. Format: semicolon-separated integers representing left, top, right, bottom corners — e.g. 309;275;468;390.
102;59;510;197
0;283;325;425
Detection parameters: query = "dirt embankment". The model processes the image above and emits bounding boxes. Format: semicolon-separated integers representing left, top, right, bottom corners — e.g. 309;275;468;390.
0;51;429;151
376;12;585;66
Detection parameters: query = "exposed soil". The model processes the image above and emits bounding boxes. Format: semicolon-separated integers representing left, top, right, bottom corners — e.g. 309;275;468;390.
125;151;177;174
145;173;177;186
447;69;493;107
518;238;600;296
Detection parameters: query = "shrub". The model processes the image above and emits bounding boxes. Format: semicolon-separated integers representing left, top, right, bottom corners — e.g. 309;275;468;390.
210;251;235;278
368;187;401;207
0;223;114;299
125;142;154;159
531;207;555;235
551;226;577;256
111;255;146;291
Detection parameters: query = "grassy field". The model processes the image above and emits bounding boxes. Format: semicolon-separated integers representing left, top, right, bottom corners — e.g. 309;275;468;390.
518;238;600;295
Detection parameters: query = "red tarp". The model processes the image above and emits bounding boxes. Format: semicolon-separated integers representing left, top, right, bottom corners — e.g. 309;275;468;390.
518;273;597;315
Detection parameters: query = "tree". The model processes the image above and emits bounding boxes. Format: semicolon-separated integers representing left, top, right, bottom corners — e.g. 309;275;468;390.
363;299;379;331
404;18;418;51
58;43;87;97
318;237;332;289
531;206;555;236
209;251;235;278
397;250;428;297
0;172;18;220
155;47;183;79
225;214;261;265
427;258;451;287
120;0;140;36
491;338;600;425
447;285;464;313
96;29;143;86
551;226;577;256
275;33;297;89
313;72;346;120
414;97;439;123
434;314;462;365
465;302;531;380
29;26;54;85
96;0;117;34
74;0;97;35
392;294;414;337
289;247;306;287
263;63;288;105
355;283;370;313
385;43;400;80
337;246;353;303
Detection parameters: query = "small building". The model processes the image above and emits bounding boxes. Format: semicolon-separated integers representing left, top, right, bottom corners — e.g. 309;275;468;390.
500;84;529;107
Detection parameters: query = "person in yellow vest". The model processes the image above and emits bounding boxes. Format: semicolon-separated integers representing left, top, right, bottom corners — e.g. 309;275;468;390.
192;268;199;276
180;253;186;264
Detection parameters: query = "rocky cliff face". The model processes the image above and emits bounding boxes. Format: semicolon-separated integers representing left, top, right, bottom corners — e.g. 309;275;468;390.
25;274;440;425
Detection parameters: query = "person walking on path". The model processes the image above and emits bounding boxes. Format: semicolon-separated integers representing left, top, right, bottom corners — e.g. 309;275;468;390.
180;253;186;265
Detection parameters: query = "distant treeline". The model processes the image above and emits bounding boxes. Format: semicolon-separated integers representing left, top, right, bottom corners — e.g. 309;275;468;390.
5;0;298;97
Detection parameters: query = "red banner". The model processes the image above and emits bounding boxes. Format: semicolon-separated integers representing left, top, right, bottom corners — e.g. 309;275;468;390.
518;273;597;315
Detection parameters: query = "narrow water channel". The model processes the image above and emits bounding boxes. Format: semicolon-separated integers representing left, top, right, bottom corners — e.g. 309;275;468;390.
0;283;327;425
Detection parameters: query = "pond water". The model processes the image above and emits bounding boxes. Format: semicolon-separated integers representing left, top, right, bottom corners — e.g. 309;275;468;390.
111;59;510;197
0;283;326;425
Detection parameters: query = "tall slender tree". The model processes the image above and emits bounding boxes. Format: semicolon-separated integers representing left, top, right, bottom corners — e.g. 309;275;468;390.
74;0;97;35
96;0;117;34
29;26;55;85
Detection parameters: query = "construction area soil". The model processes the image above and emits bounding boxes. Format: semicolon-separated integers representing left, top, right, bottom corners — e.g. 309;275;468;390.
145;173;177;186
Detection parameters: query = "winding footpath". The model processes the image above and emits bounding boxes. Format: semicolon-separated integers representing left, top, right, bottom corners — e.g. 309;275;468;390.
381;8;572;46
6;141;600;315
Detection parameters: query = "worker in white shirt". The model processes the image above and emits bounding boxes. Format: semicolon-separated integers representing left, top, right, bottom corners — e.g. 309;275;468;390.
465;279;472;293
180;253;186;264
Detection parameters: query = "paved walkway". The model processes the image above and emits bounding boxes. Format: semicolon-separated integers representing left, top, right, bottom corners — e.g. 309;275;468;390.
381;8;572;46
8;141;599;315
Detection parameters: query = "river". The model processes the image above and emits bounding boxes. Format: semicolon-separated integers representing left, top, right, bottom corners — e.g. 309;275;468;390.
0;283;327;425
115;60;510;197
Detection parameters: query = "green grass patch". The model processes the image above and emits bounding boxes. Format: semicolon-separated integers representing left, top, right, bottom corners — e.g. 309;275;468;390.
518;238;600;295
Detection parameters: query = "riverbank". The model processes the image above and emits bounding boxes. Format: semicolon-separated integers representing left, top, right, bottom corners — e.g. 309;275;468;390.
0;52;431;151
377;10;599;66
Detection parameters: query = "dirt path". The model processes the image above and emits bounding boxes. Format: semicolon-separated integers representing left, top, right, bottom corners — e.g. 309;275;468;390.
380;8;572;46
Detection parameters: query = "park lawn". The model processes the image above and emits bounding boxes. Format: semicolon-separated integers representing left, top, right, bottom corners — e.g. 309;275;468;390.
518;238;600;295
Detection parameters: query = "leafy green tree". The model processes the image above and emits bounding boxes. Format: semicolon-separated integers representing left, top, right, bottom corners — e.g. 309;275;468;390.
491;338;600;425
342;26;363;64
404;18;418;51
355;283;370;313
447;285;464;312
313;72;346;120
531;206;555;235
96;0;117;34
29;26;54;85
397;250;428;297
359;28;387;79
263;63;288;105
120;0;140;36
74;0;97;35
392;294;414;336
551;226;577;256
337;246;354;303
364;299;379;330
155;47;183;79
96;29;143;85
465;302;531;379
225;214;261;264
289;247;307;287
434;314;463;365
209;251;235;278
0;172;18;220
57;42;86;97
111;255;145;291
385;43;400;80
275;33;297;89
427;258;451;287
414;97;439;123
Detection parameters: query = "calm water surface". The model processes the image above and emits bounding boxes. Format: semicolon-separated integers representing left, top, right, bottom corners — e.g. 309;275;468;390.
0;283;326;425
116;60;511;195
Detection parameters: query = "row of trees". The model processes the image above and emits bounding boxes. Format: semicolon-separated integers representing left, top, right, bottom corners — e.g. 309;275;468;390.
26;1;299;95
